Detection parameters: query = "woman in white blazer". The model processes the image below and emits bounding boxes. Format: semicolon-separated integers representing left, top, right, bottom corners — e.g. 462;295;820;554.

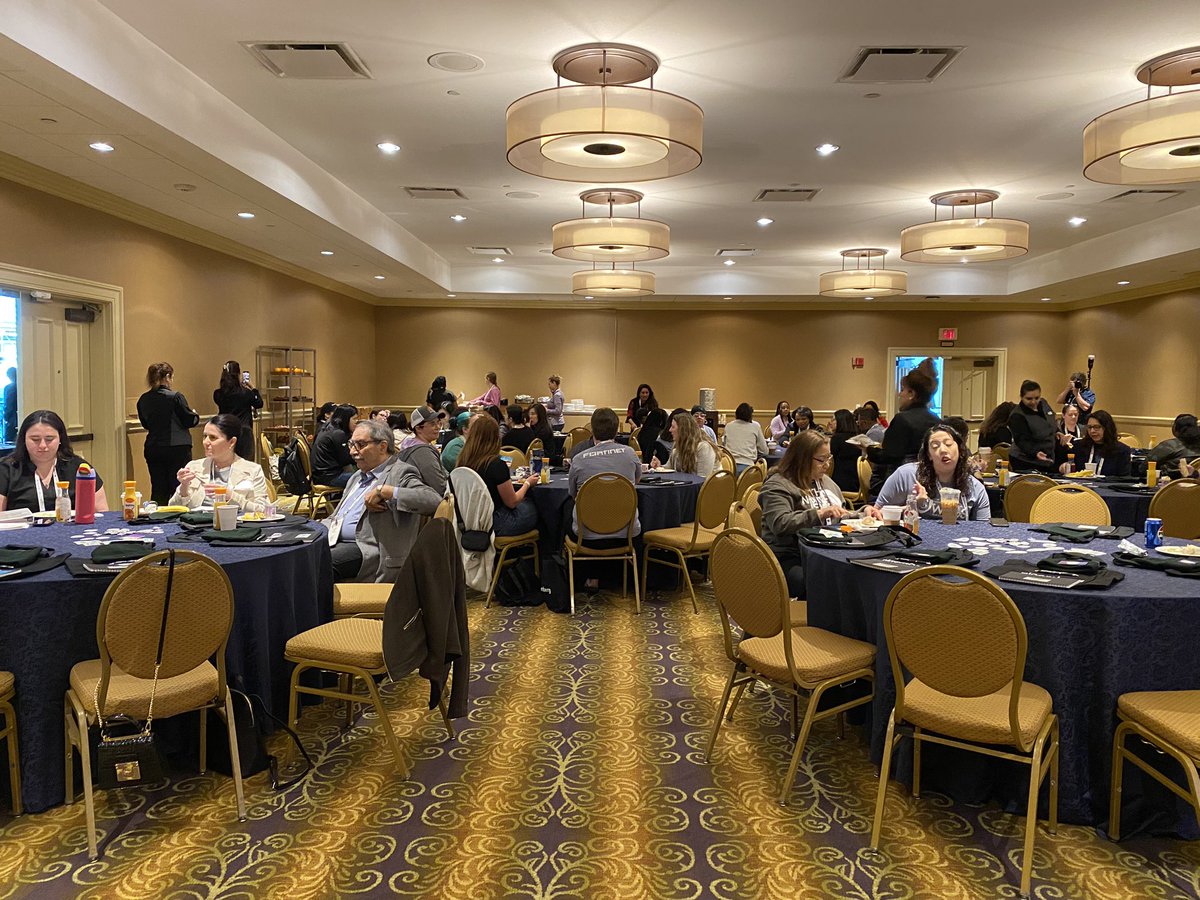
170;414;269;512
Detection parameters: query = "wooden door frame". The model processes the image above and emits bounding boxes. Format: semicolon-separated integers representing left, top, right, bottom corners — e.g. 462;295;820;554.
2;262;124;489
885;347;1008;421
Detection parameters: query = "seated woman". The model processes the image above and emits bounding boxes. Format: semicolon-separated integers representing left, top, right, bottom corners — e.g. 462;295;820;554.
827;408;862;493
638;407;670;466
311;403;357;487
723;402;768;474
171;414;270;512
760;431;877;597
440;411;473;470
1060;409;1132;477
502;404;535;454
769;401;791;441
653;411;717;477
388;410;412;448
978;401;1016;448
0;409;110;512
456;414;538;536
876;424;991;521
1146;413;1200;477
781;406;818;446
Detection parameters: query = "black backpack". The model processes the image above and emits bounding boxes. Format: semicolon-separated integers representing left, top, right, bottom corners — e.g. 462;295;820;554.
277;437;310;495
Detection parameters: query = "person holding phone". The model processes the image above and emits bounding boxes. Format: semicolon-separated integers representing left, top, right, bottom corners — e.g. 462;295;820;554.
214;360;263;461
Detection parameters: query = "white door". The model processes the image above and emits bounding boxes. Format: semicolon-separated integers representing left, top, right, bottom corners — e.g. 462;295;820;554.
942;357;993;447
18;295;94;460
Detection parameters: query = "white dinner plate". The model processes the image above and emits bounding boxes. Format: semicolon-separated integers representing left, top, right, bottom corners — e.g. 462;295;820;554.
239;513;286;523
1156;545;1200;558
653;467;676;473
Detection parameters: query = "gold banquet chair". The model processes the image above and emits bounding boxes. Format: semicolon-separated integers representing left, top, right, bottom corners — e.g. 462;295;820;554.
1028;484;1111;526
293;434;341;519
565;473;641;615
499;446;528;469
1117;432;1140;449
0;671;20;815
485;528;540;609
726;502;802;625
743;483;763;536
735;464;763;501
1003;474;1057;523
704;529;875;804
1148;477;1200;539
64;551;245;859
869;566;1059;899
717;447;736;474
1109;689;1200;840
642;469;737;613
991;442;1012;466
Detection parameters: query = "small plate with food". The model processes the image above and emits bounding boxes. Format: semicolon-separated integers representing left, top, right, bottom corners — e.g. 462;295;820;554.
1156;544;1200;558
239;512;286;523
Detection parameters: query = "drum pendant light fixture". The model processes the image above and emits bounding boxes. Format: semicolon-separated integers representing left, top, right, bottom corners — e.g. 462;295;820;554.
819;248;907;297
1084;47;1200;184
900;190;1029;262
506;43;703;183
572;262;655;296
553;189;669;262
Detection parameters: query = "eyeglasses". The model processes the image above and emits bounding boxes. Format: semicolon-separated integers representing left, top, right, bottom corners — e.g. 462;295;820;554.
348;439;384;450
813;454;832;463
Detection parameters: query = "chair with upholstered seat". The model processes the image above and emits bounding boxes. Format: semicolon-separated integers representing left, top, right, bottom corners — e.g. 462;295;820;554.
64;551;246;859
735;464;763;500
0;671;21;815
704;528;874;803
1110;689;1200;840
527;438;543;457
1117;432;1140;449
1003;473;1057;523
716;447;736;474
484;528;540;608
991;443;1011;466
564;473;640;615
499;446;528;469
743;483;763;536
642;469;736;613
1028;484;1111;526
628;436;641;454
568;426;591;449
1148;477;1200;539
869;566;1059;899
293;433;341;518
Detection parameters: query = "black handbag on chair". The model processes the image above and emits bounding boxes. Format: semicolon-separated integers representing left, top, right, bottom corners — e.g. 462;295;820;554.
92;550;177;790
446;478;492;552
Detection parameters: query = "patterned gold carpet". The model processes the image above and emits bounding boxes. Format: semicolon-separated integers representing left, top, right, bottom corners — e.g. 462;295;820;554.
1;586;1198;899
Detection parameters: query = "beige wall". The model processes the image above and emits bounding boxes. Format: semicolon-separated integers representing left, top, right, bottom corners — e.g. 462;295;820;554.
0;176;376;489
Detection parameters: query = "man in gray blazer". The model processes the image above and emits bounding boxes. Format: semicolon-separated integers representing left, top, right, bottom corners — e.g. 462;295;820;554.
327;419;442;582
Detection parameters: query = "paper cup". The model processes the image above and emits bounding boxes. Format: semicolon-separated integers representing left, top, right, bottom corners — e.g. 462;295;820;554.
1084;462;1098;475
881;505;904;526
215;502;238;532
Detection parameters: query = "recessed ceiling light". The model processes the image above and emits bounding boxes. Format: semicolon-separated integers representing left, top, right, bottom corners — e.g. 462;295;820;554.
320;250;334;256
450;214;467;222
374;275;386;280
447;293;457;298
723;259;736;266
492;257;504;263
756;217;774;226
584;295;594;300
1068;216;1087;226
723;296;733;300
376;141;401;154
815;143;840;156
173;183;196;192
864;296;875;301
1041;297;1052;302
236;211;255;219
89;141;114;153
1117;280;1131;285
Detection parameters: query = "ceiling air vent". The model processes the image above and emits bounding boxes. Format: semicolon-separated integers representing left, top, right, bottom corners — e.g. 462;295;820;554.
468;247;511;256
716;248;758;257
1103;189;1184;204
241;42;371;79
754;188;820;202
838;47;962;84
404;186;468;200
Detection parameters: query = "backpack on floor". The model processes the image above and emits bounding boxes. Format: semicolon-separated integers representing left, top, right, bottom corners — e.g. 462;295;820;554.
539;553;570;614
277;438;310;495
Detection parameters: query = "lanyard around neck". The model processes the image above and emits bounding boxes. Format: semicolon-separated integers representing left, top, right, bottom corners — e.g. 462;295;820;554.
34;462;58;513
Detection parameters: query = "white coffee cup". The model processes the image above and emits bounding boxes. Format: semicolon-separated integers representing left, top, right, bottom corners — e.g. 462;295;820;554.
215;502;238;532
1084;462;1098;475
881;505;904;526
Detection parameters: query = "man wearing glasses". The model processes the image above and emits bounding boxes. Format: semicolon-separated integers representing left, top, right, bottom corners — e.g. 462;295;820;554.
398;405;449;496
327;419;442;582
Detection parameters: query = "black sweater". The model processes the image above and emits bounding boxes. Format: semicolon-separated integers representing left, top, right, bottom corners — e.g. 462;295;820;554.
1008;401;1058;471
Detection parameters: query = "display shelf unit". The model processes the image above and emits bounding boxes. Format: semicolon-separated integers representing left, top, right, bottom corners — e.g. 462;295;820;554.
256;346;317;449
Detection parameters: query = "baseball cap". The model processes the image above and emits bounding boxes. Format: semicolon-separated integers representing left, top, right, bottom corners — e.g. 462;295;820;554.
690;405;707;415
455;411;472;428
411;405;447;427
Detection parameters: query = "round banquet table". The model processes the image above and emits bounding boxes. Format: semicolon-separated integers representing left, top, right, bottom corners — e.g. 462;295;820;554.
0;517;333;812
984;475;1157;530
799;520;1200;835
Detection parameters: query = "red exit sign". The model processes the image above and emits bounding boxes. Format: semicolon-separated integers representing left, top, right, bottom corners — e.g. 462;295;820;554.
939;327;958;341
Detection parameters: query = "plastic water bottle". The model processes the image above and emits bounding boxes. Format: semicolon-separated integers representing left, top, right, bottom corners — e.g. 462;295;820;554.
75;463;97;524
903;486;921;535
55;480;71;522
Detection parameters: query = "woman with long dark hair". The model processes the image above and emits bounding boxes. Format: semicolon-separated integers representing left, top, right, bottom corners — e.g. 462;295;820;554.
213;360;262;461
1147;413;1200;477
828;408;862;493
312;403;357;487
171;413;269;512
427;375;456;414
137;361;200;504
625;383;658;426
769;401;791;440
979;401;1017;448
456;414;538;536
1061;409;1132;476
638;407;670;466
0;409;109;512
876;424;990;520
527;402;556;460
871;358;940;489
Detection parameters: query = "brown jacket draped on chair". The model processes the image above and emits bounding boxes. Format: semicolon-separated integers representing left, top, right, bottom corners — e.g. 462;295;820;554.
382;518;470;718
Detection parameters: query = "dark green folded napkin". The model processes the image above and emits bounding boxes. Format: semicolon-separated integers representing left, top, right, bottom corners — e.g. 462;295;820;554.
200;525;261;543
91;541;156;563
797;527;852;544
0;545;47;567
180;511;215;527
148;510;183;521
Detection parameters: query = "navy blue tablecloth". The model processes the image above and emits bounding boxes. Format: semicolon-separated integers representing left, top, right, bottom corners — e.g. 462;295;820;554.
984;476;1156;530
800;520;1200;835
0;517;333;812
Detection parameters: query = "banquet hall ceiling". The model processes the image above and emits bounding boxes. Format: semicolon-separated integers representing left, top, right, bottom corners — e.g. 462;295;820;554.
1;0;1199;308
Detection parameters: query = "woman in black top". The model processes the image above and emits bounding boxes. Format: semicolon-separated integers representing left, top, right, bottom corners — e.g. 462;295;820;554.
137;361;199;504
978;401;1016;448
311;404;356;487
626;383;658;427
1146;413;1200;477
502;404;535;455
828;408;862;493
0;410;109;512
871;358;940;492
213;360;262;461
527;403;556;459
455;413;537;536
1007;380;1059;473
427;375;456;416
1061;409;1132;476
638;407;670;466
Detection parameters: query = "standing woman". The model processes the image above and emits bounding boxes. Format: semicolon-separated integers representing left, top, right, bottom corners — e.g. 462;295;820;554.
137;361;199;505
769;401;791;440
626;383;658;427
871;358;939;489
469;371;502;410
213;360;262;461
653;411;717;477
0;410;109;512
171;414;269;512
427;375;456;415
637;407;670;466
455;414;538;536
546;375;566;430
